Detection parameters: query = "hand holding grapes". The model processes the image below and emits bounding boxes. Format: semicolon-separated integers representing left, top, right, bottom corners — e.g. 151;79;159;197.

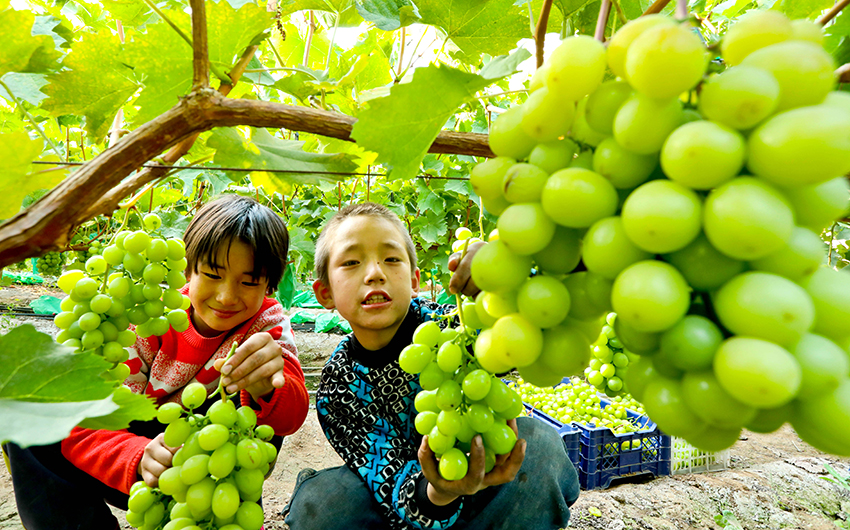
447;240;485;297
137;433;178;488
418;419;526;506
214;332;286;401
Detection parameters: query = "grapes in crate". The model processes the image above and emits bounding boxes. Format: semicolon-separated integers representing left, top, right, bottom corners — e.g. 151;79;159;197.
457;10;850;456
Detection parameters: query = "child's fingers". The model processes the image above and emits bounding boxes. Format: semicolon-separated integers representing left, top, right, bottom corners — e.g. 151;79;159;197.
485;439;526;487
417;436;439;479
223;356;284;394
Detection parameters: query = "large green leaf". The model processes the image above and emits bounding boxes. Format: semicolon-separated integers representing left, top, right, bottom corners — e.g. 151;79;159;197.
0;5;59;76
0;399;118;448
350;49;528;181
100;0;153;27
773;0;833;19
356;0;420;30
280;0;354;16
417;0;529;58
124;22;194;126
0;325;114;402
0;133;66;220
208;127;358;190
208;0;274;72
77;388;157;430
0;73;49;106
41;32;137;139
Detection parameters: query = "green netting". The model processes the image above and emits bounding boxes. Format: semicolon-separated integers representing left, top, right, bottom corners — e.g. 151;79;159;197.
30;295;61;315
2;270;44;285
292;290;323;308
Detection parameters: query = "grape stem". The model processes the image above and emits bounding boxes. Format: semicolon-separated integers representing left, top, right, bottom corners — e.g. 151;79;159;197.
453;238;472;330
534;0;554;69
594;0;612;42
819;0;850;26
640;0;672;16
675;0;688;20
217;341;239;402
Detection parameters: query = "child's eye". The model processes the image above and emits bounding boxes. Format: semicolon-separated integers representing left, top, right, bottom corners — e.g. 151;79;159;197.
386;257;402;263
242;281;261;287
204;272;221;280
341;260;359;266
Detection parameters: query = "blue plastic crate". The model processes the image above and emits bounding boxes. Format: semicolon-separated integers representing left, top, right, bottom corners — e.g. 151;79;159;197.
510;377;671;490
574;398;672;490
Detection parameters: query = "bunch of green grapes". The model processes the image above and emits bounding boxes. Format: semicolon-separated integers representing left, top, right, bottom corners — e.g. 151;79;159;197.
467;11;850;456
510;377;641;435
400;320;524;481
53;213;191;381
73;237;103;264
36;252;65;277
125;381;274;530
584;313;637;396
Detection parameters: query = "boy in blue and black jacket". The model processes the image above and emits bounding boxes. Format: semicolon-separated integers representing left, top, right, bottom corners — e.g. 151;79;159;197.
283;202;579;530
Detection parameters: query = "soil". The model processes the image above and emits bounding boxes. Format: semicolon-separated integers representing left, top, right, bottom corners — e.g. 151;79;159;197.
1;284;849;530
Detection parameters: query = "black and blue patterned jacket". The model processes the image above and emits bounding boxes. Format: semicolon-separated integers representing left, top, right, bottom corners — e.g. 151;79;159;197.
316;298;460;529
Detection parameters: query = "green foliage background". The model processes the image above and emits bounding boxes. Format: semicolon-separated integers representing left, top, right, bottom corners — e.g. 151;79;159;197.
0;0;845;443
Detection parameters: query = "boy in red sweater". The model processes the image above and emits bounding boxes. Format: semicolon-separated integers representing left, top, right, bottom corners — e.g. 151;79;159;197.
5;195;309;530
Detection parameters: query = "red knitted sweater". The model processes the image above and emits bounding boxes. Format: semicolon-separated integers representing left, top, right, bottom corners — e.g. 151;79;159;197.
60;294;308;494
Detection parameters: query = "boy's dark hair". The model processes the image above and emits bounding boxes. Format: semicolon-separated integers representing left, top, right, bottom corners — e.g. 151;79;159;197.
184;195;289;292
314;202;417;286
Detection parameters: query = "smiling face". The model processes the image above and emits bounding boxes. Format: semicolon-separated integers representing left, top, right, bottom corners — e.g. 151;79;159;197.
313;215;420;350
188;238;269;337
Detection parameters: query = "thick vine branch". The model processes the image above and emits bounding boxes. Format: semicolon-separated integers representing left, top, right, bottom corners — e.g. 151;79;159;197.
534;0;554;69
190;0;210;88
84;44;260;220
641;0;673;16
595;0;612;41
820;0;850;26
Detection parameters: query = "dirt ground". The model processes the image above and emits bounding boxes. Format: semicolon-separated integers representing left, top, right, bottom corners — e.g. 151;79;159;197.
1;284;849;530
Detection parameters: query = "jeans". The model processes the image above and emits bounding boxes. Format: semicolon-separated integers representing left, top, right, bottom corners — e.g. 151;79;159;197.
283;417;580;530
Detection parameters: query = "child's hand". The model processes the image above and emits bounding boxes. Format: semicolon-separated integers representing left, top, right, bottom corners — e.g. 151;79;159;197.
138;433;178;488
417;418;526;506
214;332;286;402
447;240;485;297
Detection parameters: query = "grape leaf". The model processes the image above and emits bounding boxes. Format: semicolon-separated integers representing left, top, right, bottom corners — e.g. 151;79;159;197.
412;210;448;245
157;209;192;239
33;15;73;50
0;6;59;76
100;0;152;27
416;180;446;216
356;0;420;30
41;32;138;139
0;325;114;403
773;0;833;20
0;133;66;220
0;398;118;448
124;22;194;126
0;73;49;106
77;389;156;430
280;0;354;16
207;0;275;72
208;127;357;189
417;0;529;58
351;51;525;181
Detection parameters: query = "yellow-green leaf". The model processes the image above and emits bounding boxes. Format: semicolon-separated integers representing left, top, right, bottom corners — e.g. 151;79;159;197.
41;32;137;139
0;133;66;220
0;5;59;76
417;0;529;58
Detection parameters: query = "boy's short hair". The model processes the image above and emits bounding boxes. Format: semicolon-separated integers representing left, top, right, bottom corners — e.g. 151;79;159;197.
184;195;289;291
314;202;417;285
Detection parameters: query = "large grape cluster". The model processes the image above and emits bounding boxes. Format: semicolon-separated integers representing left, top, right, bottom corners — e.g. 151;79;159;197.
36;251;65;277
469;11;850;455
126;381;274;530
53;213;191;381
400;320;524;481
